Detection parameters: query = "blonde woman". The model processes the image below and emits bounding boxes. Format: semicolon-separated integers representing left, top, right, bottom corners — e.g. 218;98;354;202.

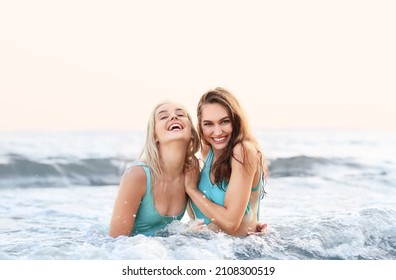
110;101;199;237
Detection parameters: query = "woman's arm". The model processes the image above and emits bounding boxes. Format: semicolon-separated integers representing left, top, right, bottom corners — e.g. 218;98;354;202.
186;200;195;219
109;166;146;237
185;143;258;234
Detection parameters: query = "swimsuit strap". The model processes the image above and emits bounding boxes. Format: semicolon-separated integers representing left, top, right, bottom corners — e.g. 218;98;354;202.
251;164;263;192
130;161;151;193
204;149;214;172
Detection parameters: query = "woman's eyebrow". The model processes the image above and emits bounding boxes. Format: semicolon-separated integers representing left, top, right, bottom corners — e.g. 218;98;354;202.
202;116;229;122
157;110;168;116
158;108;185;117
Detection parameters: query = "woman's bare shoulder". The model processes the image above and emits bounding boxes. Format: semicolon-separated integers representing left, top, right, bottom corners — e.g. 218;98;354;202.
232;141;257;162
119;165;147;195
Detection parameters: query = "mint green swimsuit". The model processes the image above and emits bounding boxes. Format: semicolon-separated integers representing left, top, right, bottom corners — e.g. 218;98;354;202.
130;162;186;236
190;149;262;224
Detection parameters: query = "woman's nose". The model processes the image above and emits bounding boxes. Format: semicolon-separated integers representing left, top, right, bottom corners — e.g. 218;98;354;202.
213;125;222;135
170;114;178;120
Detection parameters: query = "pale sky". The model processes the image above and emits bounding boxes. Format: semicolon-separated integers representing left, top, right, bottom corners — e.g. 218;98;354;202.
1;0;395;131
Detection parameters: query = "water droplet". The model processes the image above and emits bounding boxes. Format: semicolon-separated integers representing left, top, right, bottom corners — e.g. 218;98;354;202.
132;214;136;218
202;195;206;198
123;201;128;204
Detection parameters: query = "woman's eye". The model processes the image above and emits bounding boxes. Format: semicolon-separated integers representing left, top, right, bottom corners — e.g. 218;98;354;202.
160;116;168;120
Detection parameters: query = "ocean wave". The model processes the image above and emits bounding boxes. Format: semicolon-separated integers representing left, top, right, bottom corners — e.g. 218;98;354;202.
267;156;333;177
264;208;396;260
3;208;394;260
0;154;128;187
267;155;391;181
0;154;391;188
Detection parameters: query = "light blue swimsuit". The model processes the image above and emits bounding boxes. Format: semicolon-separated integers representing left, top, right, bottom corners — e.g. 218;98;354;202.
130;162;186;236
190;149;262;224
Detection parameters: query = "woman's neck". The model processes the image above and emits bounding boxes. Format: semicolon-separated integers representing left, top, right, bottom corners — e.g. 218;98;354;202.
159;142;187;180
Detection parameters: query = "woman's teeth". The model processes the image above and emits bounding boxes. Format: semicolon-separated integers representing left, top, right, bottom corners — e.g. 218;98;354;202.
213;137;226;143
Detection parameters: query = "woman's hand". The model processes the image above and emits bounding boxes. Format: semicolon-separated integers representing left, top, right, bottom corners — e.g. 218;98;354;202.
184;156;200;193
247;222;267;235
186;219;206;232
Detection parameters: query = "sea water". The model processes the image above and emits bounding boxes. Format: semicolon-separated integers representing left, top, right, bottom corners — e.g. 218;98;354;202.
0;130;395;260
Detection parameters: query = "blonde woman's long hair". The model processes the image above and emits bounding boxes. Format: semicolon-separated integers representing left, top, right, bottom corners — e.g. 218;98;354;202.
139;101;200;184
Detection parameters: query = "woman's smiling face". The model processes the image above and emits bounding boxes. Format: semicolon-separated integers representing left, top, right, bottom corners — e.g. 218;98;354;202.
200;102;233;152
154;102;192;144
